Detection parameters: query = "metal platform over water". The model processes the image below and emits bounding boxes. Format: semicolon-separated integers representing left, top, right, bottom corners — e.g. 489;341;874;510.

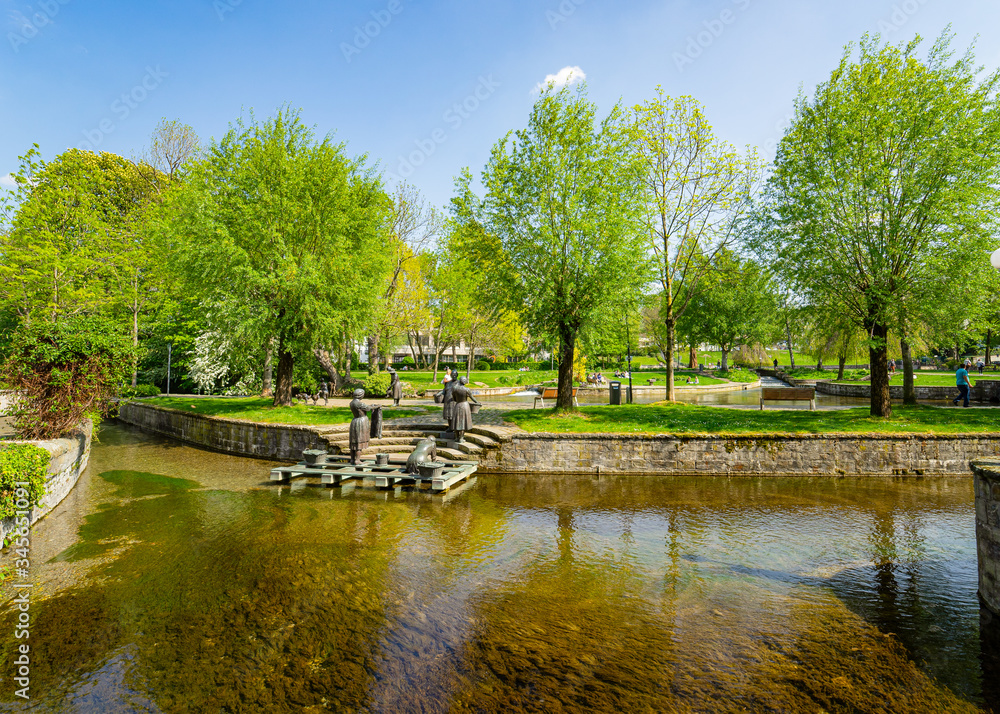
269;454;479;492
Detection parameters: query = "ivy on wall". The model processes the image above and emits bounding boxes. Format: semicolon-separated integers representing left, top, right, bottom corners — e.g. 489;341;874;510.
0;443;49;524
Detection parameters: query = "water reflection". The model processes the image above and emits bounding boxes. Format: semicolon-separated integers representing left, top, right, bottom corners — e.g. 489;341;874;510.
0;424;991;712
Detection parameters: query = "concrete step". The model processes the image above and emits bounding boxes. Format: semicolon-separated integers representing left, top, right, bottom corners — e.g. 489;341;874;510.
462;433;498;449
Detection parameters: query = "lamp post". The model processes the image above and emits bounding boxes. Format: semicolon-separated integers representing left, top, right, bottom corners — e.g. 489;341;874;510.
625;317;633;405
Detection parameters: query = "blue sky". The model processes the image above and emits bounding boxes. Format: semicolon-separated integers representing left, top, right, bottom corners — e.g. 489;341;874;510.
2;0;999;211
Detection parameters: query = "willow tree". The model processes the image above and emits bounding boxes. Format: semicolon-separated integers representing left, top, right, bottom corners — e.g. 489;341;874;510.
452;84;649;409
758;32;1000;417
161;108;390;405
633;90;762;401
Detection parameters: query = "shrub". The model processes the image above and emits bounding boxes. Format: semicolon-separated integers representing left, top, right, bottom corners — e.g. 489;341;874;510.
475;360;491;371
123;383;161;399
363;372;391;398
0;443;49;540
0;316;134;440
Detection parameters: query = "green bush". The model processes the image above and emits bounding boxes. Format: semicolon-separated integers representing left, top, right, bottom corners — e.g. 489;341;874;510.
123;383;160;399
0;316;134;440
716;368;759;383
0;443;49;541
363;372;391;398
475;360;491;371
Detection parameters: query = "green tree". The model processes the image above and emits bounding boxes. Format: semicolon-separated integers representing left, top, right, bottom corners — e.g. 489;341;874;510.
453;85;649;409
0;147;154;324
757;33;1000;416
677;250;777;371
633;90;763;401
160;108;391;406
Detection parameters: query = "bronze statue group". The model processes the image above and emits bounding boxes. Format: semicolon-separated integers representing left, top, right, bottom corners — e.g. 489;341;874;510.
347;367;481;465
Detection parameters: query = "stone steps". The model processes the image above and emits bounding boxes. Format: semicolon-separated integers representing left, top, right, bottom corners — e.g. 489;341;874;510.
322;421;504;462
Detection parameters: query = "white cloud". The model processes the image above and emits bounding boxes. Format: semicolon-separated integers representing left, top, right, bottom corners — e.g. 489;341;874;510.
0;174;15;190
534;65;586;93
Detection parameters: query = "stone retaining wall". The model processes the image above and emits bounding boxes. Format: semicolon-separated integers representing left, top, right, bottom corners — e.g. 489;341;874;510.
1;420;92;543
759;368;1000;402
478;431;1000;476
970;459;1000;615
117;401;1000;478
117;401;327;460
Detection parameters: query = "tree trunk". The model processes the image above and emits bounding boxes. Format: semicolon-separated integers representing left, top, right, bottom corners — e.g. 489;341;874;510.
367;335;379;375
816;355;823;372
837;353;847;381
953;343;960;361
688;344;697;369
556;329;577;410
867;321;892;417
720;346;729;372
784;314;795;369
131;305;139;387
314;347;344;391
466;337;475;379
987;328;993;366
273;344;294;407
407;332;420;367
665;316;676;402
344;334;353;379
261;339;274;397
901;337;916;406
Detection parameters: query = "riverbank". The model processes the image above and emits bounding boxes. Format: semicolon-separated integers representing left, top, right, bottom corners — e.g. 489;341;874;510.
117;400;1000;476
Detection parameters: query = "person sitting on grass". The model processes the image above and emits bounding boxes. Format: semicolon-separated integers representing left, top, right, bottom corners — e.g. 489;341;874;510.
693;376;699;385
954;361;973;408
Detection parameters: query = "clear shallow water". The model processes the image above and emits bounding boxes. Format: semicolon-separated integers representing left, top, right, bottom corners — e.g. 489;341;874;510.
2;423;998;713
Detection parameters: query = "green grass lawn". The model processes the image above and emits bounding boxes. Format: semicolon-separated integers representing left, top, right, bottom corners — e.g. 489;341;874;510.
503;403;1000;435
697;350;815;367
396;368;734;390
140;397;418;425
397;369;559;391
837;372;1000;387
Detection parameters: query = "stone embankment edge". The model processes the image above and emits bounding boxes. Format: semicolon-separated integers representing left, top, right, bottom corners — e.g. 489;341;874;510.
758;367;1000;402
1;419;93;544
117;401;335;461
969;459;1000;615
476;430;1000;476
118;401;1000;478
577;380;760;396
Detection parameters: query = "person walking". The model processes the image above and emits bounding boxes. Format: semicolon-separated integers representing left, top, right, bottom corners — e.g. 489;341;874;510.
954;361;973;408
978;358;985;375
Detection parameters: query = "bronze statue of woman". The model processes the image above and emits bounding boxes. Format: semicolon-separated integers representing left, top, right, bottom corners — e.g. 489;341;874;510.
450;376;480;443
348;389;379;464
441;367;458;424
386;368;402;406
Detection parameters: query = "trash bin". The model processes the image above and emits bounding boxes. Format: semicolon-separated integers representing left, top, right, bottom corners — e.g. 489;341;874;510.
610;381;622;405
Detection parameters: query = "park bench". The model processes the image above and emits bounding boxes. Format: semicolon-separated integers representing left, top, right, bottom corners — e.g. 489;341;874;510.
534;387;579;409
760;386;816;411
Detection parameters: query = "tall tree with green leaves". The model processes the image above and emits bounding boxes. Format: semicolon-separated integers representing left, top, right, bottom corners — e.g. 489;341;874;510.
633;90;763;400
0;147;154;326
677;249;777;371
756;32;1000;417
452;84;649;409
160;108;391;406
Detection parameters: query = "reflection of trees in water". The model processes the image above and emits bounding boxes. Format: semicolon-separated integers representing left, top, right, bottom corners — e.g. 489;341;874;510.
0;467;984;712
0;480;407;712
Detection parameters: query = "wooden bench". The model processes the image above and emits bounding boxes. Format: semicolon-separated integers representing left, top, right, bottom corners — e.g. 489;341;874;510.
534;387;579;408
760;386;815;411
